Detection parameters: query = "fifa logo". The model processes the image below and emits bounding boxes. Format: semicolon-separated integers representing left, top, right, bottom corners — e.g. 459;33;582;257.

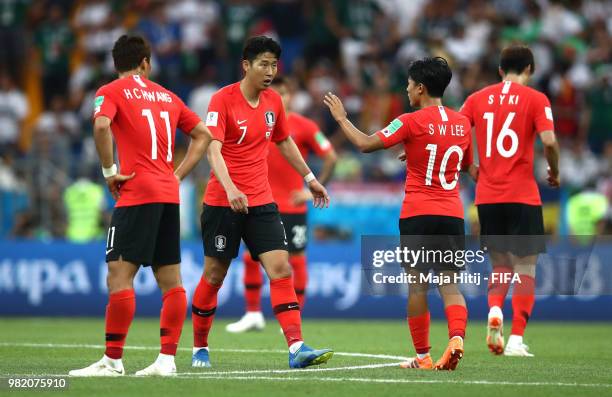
215;235;226;251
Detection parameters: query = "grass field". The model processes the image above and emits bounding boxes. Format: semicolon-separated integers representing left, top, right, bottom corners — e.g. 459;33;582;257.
0;318;610;397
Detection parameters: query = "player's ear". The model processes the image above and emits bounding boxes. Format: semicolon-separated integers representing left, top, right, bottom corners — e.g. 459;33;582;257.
498;67;505;79
523;64;532;76
242;59;250;74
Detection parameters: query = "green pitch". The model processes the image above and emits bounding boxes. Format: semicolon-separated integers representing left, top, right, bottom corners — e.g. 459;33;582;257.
0;318;610;397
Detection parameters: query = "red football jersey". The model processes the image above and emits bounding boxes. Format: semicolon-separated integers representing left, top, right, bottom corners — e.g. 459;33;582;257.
268;112;332;214
203;83;290;207
93;75;201;207
376;106;473;219
460;81;554;205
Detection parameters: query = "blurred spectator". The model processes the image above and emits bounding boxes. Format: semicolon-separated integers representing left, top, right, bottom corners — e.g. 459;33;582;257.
582;66;612;153
166;0;221;77
63;172;107;242
0;71;28;153
0;0;29;82
137;1;182;88
559;141;600;192
188;66;219;120
34;4;74;106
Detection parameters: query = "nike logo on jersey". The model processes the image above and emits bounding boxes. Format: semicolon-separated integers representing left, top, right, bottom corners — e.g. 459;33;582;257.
237;119;247;124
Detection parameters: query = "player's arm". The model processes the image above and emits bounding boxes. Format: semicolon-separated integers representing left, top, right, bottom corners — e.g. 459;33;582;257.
206;140;249;213
93;116;134;200
174;122;213;181
324;93;384;153
539;130;560;187
317;147;337;186
276;137;330;208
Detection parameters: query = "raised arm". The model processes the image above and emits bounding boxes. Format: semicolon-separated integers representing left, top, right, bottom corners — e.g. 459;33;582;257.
207;140;249;213
174;121;213;181
324;93;384;153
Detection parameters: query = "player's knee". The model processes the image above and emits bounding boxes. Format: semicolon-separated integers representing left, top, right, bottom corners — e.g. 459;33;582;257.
106;272;133;293
267;261;292;280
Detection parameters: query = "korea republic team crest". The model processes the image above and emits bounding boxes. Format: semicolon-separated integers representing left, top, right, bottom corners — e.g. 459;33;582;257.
265;111;275;139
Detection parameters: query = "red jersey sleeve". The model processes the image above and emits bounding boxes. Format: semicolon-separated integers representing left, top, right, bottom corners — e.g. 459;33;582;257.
205;92;227;142
305;120;332;157
272;97;290;143
375;114;411;148
462;138;474;168
176;96;201;135
93;86;117;121
532;92;555;134
459;94;475;126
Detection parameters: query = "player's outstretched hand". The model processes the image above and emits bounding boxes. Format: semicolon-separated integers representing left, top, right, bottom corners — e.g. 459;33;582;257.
291;189;313;206
106;172;135;201
547;167;560;188
307;179;330;209
227;187;249;214
323;92;347;122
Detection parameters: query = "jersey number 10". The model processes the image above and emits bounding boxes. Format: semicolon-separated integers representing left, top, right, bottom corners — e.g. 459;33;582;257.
425;144;464;190
142;109;173;161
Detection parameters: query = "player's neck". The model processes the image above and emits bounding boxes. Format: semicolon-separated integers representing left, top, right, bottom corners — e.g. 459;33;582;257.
502;73;529;86
118;69;146;79
418;97;443;109
239;79;261;107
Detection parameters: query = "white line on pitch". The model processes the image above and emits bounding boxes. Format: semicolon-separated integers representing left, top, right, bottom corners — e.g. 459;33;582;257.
0;342;409;361
181;362;400;375
172;375;612;388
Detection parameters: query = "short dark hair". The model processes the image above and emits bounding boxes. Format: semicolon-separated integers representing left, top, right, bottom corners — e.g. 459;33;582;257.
112;35;151;73
242;36;281;62
271;75;289;87
407;57;452;98
500;45;535;75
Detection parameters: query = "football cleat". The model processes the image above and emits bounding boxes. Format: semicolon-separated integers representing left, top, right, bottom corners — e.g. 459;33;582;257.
135;361;177;376
399;354;433;369
289;344;333;369
434;337;464;371
225;312;266;333
69;356;124;377
487;307;505;355
192;348;212;367
504;342;534;357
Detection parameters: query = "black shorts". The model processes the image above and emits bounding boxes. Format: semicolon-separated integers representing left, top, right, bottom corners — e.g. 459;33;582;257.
106;203;180;267
201;203;288;261
281;213;308;253
399;215;465;272
477;203;545;256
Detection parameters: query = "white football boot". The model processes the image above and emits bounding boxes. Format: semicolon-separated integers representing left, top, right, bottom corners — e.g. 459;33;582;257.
69;356;125;377
225;311;266;333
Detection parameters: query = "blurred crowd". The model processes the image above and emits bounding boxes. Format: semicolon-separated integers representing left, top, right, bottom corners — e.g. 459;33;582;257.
0;0;611;240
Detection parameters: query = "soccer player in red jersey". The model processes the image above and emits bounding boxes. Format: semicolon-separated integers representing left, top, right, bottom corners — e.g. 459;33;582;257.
226;76;337;333
460;45;560;357
325;57;476;371
69;35;212;377
191;36;333;369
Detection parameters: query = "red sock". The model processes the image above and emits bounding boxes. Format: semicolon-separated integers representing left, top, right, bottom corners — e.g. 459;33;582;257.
270;276;302;346
408;312;430;354
488;266;513;309
243;253;263;312
445;305;467;339
290;255;308;309
105;289;136;359
192;277;221;348
160;286;187;356
511;274;535;336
